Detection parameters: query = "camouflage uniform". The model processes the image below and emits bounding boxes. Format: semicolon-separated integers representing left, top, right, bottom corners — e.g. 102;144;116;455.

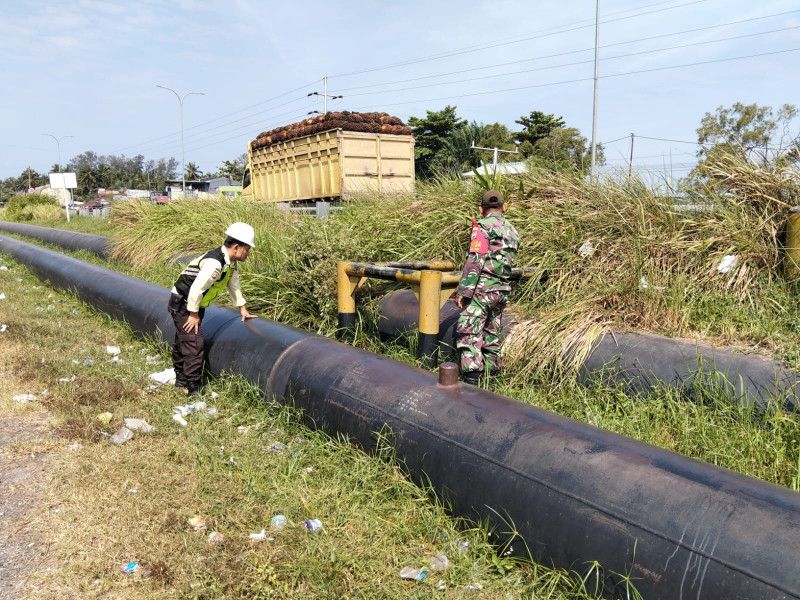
456;210;519;377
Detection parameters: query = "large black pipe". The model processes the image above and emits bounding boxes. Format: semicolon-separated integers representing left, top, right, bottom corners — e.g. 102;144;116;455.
0;221;112;257
3;236;800;599
379;290;799;410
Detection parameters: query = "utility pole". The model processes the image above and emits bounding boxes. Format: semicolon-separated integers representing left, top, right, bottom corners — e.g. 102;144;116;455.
27;167;31;191
470;142;519;173
308;76;342;115
589;0;600;180
628;133;635;177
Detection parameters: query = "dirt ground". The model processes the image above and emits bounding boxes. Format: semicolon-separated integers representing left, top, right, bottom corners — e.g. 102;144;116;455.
0;410;53;599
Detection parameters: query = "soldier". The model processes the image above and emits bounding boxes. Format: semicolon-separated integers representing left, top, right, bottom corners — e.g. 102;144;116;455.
454;190;520;386
168;222;258;396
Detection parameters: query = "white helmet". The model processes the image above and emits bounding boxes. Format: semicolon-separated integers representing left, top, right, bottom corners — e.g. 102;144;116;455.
225;222;256;248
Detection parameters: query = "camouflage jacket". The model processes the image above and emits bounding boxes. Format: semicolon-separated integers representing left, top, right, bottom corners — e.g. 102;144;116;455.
457;211;520;298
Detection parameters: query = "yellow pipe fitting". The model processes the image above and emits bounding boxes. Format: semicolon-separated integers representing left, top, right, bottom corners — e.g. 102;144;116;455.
418;269;443;336
786;209;800;279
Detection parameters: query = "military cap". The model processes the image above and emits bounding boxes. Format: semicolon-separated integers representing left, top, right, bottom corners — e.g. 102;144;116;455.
481;190;504;208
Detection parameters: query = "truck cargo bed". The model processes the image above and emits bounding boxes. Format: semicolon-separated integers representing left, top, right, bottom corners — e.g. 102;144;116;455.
245;128;415;203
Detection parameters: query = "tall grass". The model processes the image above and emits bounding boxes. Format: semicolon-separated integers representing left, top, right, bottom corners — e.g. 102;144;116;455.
111;151;800;374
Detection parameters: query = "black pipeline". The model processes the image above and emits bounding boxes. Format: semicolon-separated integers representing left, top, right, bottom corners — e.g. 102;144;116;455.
2;235;800;599
0;221;112;257
378;290;800;410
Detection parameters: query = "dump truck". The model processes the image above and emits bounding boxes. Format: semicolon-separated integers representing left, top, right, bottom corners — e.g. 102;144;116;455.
241;111;415;203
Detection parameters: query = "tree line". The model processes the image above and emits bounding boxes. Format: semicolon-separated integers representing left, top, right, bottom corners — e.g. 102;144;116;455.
2;102;796;203
408;106;602;177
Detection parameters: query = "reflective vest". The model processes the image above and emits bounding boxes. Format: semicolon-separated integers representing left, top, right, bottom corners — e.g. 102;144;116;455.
173;247;235;308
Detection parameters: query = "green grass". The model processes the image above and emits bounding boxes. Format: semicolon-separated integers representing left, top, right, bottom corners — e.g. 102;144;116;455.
4;150;800;596
0;241;620;599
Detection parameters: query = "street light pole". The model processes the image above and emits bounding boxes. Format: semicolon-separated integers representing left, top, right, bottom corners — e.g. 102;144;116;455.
42;133;73;173
156;85;204;195
42;133;74;220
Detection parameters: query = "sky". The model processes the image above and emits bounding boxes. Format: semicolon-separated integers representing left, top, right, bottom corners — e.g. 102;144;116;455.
1;0;799;183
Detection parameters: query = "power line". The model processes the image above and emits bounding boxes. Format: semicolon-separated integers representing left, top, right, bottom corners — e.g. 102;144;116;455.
329;0;710;79
335;12;800;94
345;47;800;111
128;101;316;157
341;26;800;99
111;80;317;154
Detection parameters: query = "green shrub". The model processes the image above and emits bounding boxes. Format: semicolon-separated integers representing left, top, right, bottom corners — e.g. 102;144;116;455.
5;193;58;221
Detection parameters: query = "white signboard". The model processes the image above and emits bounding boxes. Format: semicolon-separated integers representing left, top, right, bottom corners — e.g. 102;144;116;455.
49;172;77;189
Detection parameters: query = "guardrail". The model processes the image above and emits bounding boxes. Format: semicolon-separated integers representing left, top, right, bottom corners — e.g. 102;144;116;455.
337;260;536;365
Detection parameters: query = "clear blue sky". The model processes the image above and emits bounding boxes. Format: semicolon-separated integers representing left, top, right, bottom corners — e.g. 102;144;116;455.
1;0;798;182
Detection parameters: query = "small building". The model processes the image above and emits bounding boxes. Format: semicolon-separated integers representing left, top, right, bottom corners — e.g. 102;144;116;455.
165;176;241;199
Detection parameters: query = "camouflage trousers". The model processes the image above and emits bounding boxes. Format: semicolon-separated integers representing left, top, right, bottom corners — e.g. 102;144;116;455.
456;290;508;375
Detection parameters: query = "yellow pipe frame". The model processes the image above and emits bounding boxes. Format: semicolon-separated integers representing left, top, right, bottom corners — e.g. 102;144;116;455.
786;210;800;279
337;261;366;315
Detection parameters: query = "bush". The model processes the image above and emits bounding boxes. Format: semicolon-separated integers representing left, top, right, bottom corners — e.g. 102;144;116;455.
4;193;58;221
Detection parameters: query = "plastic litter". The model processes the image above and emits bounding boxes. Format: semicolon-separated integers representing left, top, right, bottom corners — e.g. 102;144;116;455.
304;518;323;532
578;240;595;257
429;553;449;570
172;401;216;417
82;358;93;366
121;562;139;574
208;531;224;543
145;354;160;363
106;345;121;355
717;254;738;274
249;529;273;541
110;427;134;445
399;567;428;581
436;580;446;591
13;393;37;403
47;304;55;310
124;418;155;433
639;276;666;292
149;367;176;386
0;293;5;300
58;375;78;383
129;489;139;493
68;443;82;451
456;540;470;554
72;309;78;314
466;582;483;590
172;414;188;427
267;442;285;454
188;515;206;531
0;266;7;271
97;412;113;424
0;324;6;333
270;514;287;529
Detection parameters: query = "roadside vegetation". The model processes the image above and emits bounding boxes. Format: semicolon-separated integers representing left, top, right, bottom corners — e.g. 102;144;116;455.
2;101;799;598
1;254;614;599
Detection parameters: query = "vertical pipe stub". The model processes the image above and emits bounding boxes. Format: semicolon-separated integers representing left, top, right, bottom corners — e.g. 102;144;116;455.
438;362;459;386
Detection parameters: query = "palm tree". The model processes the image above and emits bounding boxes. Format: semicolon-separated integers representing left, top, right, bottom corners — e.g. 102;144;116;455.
185;162;203;180
77;164;98;196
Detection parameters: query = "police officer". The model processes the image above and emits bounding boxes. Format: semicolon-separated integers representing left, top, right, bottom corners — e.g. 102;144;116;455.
168;222;258;396
454;190;520;386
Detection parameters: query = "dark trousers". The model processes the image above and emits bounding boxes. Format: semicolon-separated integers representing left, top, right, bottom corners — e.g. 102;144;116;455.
168;293;205;391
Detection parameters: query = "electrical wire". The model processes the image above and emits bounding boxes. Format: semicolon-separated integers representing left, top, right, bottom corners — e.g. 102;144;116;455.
345;47;800;112
334;13;800;93
341;26;800;98
329;0;711;78
111;80;318;154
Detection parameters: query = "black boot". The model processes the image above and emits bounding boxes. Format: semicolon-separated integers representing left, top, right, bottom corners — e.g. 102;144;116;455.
462;371;481;386
175;375;188;389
